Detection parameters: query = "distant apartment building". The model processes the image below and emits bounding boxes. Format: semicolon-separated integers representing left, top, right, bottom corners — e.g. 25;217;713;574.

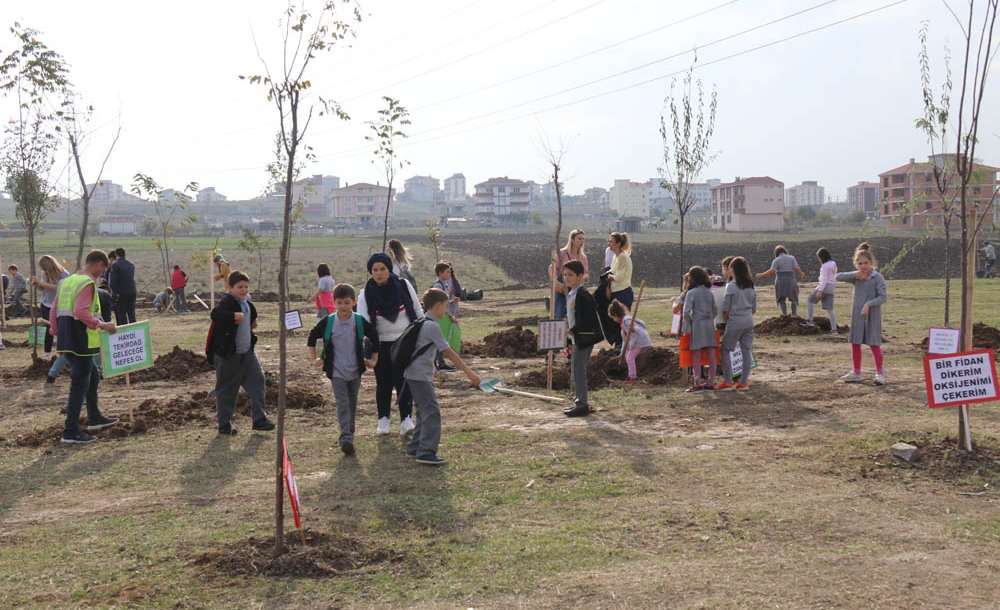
87;180;128;204
609;179;650;219
582;186;609;208
98;215;140;235
711;176;785;232
648;178;719;213
197;187;227;203
401;175;441;203
292;175;340;221
443;173;467;202
879;154;999;229
785;181;825;208
474;177;533;224
847;181;880;217
331;183;392;226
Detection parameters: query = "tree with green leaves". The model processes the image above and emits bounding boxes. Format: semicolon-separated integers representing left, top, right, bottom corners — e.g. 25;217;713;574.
366;96;410;251
130;174;198;289
242;0;360;556
238;227;274;292
659;56;718;279
0;23;71;360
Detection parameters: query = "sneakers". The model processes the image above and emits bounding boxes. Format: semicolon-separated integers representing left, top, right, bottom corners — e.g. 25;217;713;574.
415;454;447;466
61;431;96;444
376;417;391;435
219;424;238;436
800;321;816;328
840;371;863;383
874;372;887;386
399;416;415;437
341;442;355;456
252;418;276;431
46;375;56;385
86;416;119;432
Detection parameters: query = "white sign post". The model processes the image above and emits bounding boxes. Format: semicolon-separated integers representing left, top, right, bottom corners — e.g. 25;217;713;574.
670;313;682;336
924;350;1000;408
284;309;303;331
538;320;567;352
100;321;155;423
927;327;961;355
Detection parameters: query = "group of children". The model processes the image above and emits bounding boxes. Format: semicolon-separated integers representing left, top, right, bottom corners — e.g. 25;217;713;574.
208;251;479;466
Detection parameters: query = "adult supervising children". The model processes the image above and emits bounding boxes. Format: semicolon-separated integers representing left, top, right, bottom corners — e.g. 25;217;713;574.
607;232;634;310
49;250;119;444
110;248;137;325
357;253;423;437
171;264;189;313
756;245;804;316
551;229;589;320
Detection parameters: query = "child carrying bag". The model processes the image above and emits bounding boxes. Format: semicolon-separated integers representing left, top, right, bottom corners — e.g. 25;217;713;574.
320;312;369;362
391;318;435;371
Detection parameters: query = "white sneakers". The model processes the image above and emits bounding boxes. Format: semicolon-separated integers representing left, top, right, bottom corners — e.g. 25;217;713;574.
874;372;887;386
376;417;390;435
840;371;863;383
400;416;415;437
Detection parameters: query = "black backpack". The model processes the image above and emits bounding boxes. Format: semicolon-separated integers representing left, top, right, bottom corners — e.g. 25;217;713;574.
390;318;435;371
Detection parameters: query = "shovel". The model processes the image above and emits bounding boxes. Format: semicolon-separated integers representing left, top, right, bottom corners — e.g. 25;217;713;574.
479;378;567;405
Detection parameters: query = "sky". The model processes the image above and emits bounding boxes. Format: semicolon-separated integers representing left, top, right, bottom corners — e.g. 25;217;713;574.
3;0;999;201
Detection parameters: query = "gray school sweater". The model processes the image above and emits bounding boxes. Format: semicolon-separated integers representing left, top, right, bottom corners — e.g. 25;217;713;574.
683;285;718;350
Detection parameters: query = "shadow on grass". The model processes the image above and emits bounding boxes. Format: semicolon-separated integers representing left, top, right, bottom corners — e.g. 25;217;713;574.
178;434;266;506
581;418;661;478
0;447;128;517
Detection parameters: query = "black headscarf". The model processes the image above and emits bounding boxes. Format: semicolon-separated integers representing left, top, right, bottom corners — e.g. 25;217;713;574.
364;253;416;323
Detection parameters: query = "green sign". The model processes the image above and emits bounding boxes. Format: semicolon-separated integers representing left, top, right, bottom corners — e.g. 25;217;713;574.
99;321;154;378
26;324;48;346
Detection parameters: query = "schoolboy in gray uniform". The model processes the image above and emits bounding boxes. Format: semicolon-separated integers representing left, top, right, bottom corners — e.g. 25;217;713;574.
405;288;481;466
720;257;757;388
307;283;379;456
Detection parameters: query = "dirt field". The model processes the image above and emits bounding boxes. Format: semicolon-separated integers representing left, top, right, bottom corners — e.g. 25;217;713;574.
2;257;1000;607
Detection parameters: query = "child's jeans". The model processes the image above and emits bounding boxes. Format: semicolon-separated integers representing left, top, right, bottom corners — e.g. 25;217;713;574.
625;347;643;380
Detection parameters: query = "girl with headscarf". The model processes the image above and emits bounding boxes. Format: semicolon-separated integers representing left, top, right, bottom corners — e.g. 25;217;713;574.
356;252;424;437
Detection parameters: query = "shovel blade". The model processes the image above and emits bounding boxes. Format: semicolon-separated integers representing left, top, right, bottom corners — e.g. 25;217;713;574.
479;377;502;394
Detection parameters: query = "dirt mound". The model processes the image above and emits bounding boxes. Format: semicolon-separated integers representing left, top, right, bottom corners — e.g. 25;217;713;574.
191;530;403;578
1;355;58;380
236;384;326;413
918;322;1000;351
855;433;1000;488
466;326;540;358
521;347;680;390
754;315;847;336
251;291;306;303
497;315;545;327
122;346;213;383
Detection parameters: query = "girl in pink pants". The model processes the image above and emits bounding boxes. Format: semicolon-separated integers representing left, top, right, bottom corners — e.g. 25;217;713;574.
609;299;652;381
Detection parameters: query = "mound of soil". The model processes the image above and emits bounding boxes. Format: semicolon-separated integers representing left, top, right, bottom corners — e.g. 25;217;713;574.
236;385;326;413
521;347;680;390
754;315;847;336
251;291;306;303
2;355;58;380
858;434;1000;488
466;326;540;358
123;347;213;383
497;315;545;327
192;530;403;578
920;322;1000;351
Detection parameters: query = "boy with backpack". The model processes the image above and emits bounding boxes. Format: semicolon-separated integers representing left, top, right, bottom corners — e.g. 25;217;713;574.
307;283;379;456
207;270;275;435
397;288;480;465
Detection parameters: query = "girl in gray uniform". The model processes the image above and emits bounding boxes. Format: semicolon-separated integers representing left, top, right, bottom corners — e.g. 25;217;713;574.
756;245;804;316
682;266;718;391
719;257;756;391
836;249;887;385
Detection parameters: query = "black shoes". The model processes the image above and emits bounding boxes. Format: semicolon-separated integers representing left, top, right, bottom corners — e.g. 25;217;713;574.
252;418;276;431
415;454;447;466
564;405;591;417
46;376;56;385
341;442;355;456
61;431;96;444
218;424;238;436
86;416;119;431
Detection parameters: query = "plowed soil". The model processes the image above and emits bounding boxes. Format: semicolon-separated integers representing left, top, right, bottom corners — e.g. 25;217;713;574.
1;355;57;380
853;434;1000;488
464;326;539;358
754;315;847;336
521;347;680;390
123;346;213;383
191;529;403;578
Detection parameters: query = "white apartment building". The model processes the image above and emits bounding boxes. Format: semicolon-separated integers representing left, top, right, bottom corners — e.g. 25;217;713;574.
784;180;825;208
293;175;340;221
443;173;467;202
711;176;785;232
610;179;650;219
474;177;533;224
401;175;441;203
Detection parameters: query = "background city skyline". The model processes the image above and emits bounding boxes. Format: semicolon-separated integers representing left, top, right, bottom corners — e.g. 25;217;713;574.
4;0;999;200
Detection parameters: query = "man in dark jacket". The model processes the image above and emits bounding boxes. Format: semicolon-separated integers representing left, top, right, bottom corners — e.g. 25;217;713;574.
208;270;274;435
562;260;600;417
109;248;137;325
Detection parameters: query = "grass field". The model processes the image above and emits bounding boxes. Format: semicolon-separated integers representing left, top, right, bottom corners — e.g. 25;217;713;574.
2;243;1000;608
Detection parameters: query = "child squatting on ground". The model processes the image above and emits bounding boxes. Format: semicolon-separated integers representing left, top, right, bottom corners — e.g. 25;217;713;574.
402;288;481;466
837;248;888;386
307;283;379;456
608;299;651;381
562;260;601;417
718;256;757;391
208;271;276;435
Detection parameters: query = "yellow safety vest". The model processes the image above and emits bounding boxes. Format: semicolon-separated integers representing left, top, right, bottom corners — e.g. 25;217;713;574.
55;273;101;354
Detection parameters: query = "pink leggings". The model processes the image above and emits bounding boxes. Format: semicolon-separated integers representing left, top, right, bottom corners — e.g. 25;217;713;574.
625;347;643;379
852;344;884;373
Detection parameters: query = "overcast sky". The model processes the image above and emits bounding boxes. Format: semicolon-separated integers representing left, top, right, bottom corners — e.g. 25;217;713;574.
4;0;998;200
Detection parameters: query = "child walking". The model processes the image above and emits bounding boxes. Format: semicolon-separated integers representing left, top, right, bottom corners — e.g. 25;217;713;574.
718;257;756;391
404;288;481;466
562;260;601;416
608;299;652;381
837;249;888;385
682;266;718;391
804;248;838;333
208;271;275;435
307;283;379;456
